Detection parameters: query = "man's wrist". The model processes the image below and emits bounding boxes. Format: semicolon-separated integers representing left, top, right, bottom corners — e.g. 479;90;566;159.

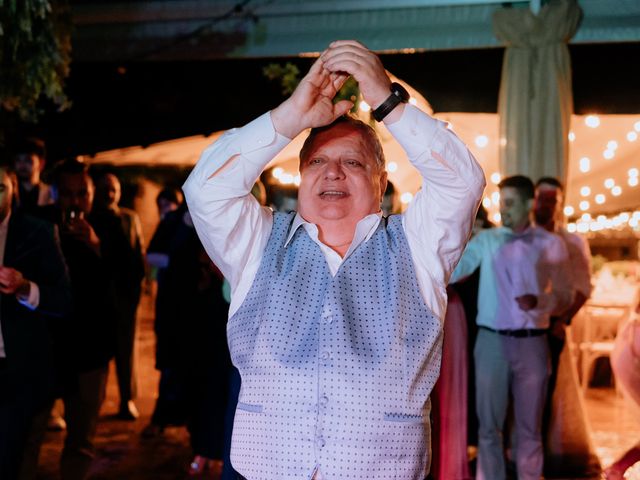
271;101;300;140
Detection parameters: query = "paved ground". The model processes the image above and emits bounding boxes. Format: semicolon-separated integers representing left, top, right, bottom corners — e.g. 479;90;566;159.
32;291;635;479
35;293;217;480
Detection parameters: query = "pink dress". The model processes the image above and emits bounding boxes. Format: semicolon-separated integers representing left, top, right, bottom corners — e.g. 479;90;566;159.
431;289;471;480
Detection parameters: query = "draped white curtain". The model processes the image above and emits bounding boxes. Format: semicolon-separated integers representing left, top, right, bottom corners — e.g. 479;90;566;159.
494;0;582;183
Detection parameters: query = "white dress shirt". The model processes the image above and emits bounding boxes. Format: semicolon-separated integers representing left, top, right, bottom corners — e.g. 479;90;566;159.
183;104;485;324
451;225;572;330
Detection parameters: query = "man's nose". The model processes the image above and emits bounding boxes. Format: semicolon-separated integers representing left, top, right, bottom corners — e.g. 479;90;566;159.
324;161;345;179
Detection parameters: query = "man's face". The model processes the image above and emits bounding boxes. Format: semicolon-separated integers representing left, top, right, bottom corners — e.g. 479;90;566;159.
500;186;532;230
95;173;121;209
13;153;41;184
0;168;14;221
297;124;387;226
57;173;94;216
534;183;563;227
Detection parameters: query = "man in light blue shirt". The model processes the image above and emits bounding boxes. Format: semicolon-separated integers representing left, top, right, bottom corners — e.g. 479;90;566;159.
451;175;571;480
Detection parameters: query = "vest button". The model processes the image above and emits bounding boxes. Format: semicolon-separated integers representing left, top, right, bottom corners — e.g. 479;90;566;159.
320;395;329;407
320;351;331;361
323;315;333;324
316;436;326;448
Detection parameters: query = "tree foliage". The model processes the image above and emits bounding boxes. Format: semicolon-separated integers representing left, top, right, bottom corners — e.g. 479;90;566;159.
0;0;72;122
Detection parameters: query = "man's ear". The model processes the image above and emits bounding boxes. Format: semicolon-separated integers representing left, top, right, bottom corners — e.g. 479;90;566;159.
379;170;388;203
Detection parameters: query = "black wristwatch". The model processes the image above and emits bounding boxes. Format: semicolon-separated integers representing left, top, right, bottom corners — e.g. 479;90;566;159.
372;82;410;122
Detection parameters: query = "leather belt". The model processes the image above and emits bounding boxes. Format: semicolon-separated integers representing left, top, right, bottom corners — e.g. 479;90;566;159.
480;326;548;338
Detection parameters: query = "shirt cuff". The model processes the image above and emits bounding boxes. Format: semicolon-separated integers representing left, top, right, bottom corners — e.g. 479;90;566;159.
17;281;40;311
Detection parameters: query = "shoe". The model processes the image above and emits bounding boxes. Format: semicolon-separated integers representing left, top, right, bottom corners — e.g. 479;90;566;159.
47;414;66;431
117;400;139;420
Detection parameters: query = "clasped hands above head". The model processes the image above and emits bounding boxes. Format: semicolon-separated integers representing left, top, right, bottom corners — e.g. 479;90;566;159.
271;40;402;140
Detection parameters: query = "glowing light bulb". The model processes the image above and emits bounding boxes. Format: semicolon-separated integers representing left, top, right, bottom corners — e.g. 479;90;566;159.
563;205;574;216
612;186;622;196
387;162;398;173
491;192;500;205
490;172;501;184
580;186;591;197
482;197;491;208
567;223;577;233
579;201;590;211
272;167;284;179
400;192;413;204
359;101;371;112
493;212;501;223
629;168;639;177
475;135;489;148
585;115;600;128
607;140;619;150
595;194;606;204
604;178;615;189
629;177;639;187
568;131;575;142
634;120;640;132
628;131;638;142
579;157;590;173
603;149;615;160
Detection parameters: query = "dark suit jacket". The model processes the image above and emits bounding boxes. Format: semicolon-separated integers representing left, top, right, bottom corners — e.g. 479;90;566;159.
35;205;118;374
0;213;72;407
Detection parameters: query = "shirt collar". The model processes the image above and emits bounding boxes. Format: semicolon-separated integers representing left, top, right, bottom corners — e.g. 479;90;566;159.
284;211;383;250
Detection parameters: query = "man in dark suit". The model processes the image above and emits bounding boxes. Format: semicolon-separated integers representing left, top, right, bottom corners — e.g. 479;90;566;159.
0;162;72;479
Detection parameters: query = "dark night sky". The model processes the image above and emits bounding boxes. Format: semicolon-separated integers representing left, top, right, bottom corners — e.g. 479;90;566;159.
16;42;640;161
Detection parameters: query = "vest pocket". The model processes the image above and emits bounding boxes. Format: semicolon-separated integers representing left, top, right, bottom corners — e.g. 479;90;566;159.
383;412;423;424
237;402;263;413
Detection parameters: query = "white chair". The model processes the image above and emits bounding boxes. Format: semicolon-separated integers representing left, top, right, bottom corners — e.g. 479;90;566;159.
578;304;630;393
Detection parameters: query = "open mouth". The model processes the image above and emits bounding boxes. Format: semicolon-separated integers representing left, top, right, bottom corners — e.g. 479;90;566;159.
319;190;349;200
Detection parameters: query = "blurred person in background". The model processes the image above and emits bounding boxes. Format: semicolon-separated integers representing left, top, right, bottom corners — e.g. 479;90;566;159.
9;137;54;214
92;172;145;420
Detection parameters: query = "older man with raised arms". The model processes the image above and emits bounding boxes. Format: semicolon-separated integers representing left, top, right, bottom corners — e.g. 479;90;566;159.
184;40;485;480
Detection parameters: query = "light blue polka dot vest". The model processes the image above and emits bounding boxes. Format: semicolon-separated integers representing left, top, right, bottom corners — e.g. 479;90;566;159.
228;212;442;480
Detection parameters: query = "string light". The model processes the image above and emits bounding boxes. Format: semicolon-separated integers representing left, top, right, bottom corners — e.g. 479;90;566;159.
491;191;500;205
490;172;501;184
564;205;574;216
629;177;639;187
579;200;590;211
482;197;491;208
387;161;398;173
400;192;413;204
579;157;590;173
603;149;614;160
628;131;638;142
580;186;591;197
604;178;615;189
607;140;619;150
612;186;622;196
595;194;606;204
568;131;576;142
585;115;600;128
475;135;489;148
359;101;371;112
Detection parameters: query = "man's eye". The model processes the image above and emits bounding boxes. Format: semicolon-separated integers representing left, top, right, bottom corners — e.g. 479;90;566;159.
309;158;323;165
345;160;361;167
